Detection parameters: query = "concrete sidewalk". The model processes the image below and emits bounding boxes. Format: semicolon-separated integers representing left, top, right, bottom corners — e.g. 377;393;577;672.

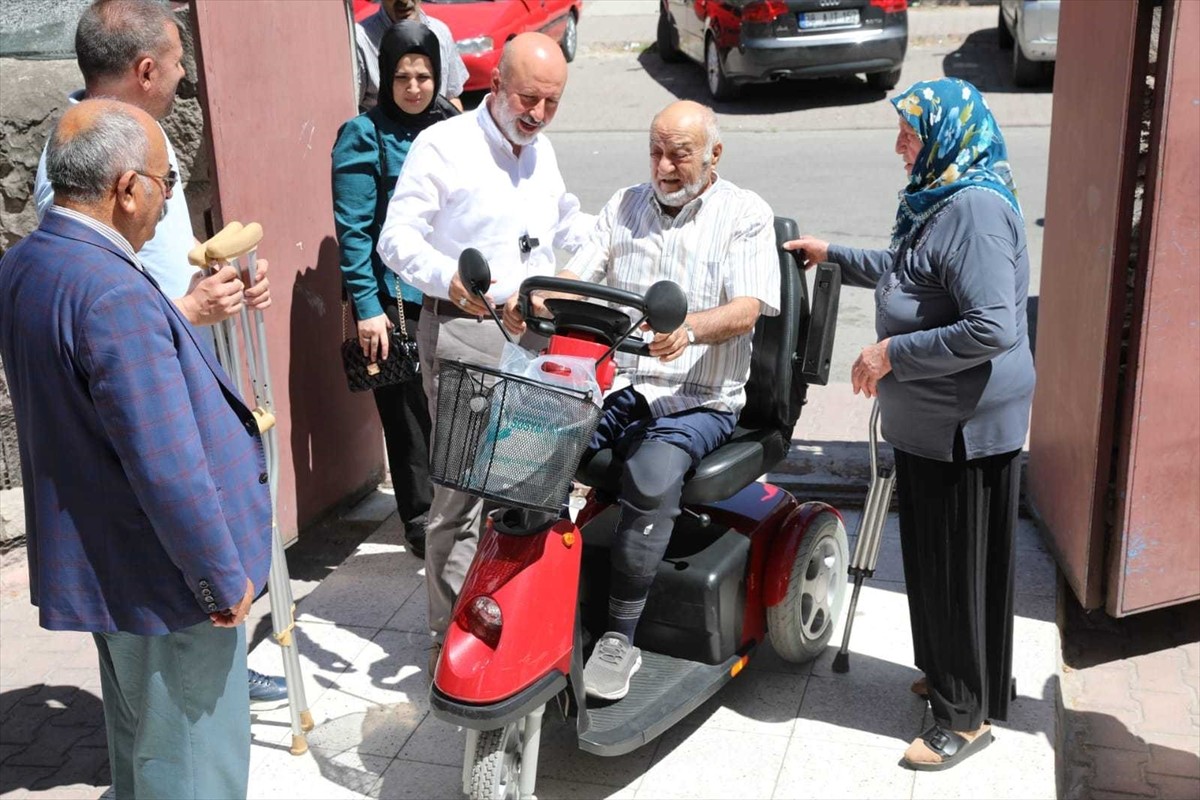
5;481;1198;798
0;489;1061;800
237;499;1062;800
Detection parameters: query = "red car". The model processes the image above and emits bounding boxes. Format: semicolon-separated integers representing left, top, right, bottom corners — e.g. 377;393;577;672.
353;0;583;92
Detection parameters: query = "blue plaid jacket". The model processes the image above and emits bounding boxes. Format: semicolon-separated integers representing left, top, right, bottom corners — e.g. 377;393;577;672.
0;211;272;635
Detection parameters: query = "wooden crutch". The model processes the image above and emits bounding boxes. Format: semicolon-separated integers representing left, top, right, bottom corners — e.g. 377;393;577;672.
190;223;314;755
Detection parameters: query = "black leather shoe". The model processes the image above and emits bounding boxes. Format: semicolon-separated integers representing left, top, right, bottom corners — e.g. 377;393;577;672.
405;523;426;560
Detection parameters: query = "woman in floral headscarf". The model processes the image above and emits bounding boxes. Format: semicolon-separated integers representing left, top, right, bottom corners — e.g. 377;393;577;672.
786;78;1035;771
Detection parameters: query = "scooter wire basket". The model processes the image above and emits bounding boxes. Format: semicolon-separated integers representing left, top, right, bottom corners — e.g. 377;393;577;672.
430;360;602;513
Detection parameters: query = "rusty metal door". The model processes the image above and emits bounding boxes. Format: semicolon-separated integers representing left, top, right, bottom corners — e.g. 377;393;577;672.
191;1;383;542
1026;0;1152;609
1106;0;1200;616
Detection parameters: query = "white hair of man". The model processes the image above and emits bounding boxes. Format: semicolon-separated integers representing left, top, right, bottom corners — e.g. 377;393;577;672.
46;105;149;204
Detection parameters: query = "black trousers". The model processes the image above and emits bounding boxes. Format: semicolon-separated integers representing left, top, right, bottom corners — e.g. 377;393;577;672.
371;299;433;529
894;439;1020;731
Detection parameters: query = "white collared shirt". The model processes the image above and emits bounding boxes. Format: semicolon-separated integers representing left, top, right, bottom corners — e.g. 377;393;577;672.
377;100;593;304
567;178;780;417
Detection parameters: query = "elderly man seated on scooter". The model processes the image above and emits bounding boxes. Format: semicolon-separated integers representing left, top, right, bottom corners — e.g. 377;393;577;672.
504;100;780;700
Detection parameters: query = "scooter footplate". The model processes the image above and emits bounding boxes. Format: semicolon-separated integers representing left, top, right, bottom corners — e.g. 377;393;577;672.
578;650;744;757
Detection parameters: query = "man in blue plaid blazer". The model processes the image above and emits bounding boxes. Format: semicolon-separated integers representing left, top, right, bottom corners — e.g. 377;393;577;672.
0;100;272;798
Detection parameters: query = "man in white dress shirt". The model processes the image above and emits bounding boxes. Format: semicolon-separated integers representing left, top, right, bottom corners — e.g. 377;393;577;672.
377;32;592;662
506;100;780;701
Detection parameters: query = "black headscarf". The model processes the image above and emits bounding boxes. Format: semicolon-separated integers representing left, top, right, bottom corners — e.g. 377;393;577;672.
375;19;458;131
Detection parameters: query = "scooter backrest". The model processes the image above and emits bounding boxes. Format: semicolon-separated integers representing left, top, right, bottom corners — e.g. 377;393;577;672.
738;216;840;436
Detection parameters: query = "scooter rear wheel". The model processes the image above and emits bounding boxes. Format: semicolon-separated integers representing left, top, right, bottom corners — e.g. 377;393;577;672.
767;510;849;663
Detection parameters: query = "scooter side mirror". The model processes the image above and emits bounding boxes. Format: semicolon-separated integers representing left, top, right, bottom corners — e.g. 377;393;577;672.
644;280;688;333
458;248;492;296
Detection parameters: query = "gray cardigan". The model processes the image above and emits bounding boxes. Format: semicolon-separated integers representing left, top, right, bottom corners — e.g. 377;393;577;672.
828;189;1035;462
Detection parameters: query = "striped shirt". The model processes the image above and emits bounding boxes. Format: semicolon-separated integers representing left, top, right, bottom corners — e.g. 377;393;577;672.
569;177;779;417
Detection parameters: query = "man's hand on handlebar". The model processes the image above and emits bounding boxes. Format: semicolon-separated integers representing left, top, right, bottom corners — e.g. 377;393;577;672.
643;321;689;363
503;293;547;336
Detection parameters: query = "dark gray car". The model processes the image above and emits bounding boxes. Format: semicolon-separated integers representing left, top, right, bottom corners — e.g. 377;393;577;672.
657;0;909;101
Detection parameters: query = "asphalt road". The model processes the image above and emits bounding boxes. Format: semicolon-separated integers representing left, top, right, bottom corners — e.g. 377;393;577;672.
548;5;1053;393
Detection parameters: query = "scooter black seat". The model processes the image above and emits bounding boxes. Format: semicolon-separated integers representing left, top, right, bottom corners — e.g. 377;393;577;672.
577;426;787;505
576;215;820;506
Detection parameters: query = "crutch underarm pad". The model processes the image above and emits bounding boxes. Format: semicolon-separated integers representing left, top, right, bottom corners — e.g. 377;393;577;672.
206;222;263;261
188;221;244;267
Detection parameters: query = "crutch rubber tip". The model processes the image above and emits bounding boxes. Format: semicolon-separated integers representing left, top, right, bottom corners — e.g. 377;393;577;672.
289;734;308;756
831;652;850;673
300;710;315;732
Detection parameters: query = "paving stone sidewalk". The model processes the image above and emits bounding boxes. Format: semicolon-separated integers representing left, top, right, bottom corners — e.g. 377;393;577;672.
3;492;1070;800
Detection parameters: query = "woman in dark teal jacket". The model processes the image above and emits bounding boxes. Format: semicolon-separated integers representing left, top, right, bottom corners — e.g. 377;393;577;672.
332;20;458;558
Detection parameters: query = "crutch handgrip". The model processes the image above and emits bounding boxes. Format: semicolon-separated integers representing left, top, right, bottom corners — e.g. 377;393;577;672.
188;221;244;267
206;222;263;261
252;407;276;433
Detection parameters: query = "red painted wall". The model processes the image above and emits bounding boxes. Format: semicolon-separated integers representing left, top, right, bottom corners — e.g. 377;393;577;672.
192;0;383;541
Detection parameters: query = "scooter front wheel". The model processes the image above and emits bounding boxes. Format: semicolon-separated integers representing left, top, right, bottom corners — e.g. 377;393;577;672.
467;704;545;800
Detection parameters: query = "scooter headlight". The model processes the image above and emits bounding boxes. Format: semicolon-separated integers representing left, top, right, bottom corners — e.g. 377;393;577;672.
461;595;503;649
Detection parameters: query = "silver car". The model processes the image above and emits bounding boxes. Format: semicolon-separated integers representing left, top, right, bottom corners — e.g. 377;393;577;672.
998;0;1059;87
657;0;909;102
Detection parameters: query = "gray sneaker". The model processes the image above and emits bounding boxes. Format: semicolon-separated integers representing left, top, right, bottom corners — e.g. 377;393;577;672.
583;632;642;701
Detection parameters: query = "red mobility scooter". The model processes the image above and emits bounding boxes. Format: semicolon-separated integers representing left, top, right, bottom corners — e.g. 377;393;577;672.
428;218;847;800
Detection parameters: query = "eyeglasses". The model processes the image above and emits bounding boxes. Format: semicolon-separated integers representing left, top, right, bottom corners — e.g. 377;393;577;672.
134;168;178;195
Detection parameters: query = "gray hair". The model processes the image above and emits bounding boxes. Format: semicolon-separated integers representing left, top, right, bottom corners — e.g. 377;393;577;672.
46;105;149;203
75;0;177;84
698;107;721;166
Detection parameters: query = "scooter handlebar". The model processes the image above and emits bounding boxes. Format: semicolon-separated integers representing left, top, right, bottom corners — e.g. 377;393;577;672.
517;276;687;358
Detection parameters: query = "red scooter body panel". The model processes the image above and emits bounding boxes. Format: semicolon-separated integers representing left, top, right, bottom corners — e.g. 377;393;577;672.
578;481;798;650
435;518;582;704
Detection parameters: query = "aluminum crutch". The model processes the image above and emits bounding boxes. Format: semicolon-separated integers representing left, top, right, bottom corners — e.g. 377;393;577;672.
189;222;247;393
193;224;314;755
832;400;896;674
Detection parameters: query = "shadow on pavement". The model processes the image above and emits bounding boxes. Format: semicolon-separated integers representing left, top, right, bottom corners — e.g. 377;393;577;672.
0;684;109;795
636;47;889;114
1061;596;1200;671
941;29;1055;94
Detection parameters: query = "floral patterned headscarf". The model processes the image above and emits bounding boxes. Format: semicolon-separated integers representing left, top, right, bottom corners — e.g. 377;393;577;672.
890;78;1021;248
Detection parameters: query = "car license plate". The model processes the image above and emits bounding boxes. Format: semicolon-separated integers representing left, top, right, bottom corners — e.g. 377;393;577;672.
798;9;861;30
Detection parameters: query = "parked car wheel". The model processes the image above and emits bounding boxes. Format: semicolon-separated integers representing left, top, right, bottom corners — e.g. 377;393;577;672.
560;10;578;63
705;36;738;102
1012;39;1045;87
866;67;902;91
997;6;1014;49
656;7;684;63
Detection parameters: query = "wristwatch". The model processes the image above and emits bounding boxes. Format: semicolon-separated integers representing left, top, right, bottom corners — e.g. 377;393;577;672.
682;321;696;344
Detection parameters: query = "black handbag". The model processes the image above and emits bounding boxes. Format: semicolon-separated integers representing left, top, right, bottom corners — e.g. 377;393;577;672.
340;283;421;393
339;123;421;392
